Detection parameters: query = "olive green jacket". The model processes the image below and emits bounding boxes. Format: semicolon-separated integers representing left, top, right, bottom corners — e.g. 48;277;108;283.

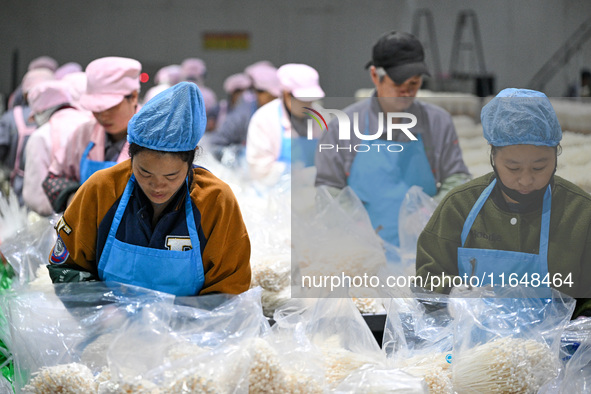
416;173;591;317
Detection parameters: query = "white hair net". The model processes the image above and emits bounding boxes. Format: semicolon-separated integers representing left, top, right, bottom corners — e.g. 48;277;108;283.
127;82;206;151
481;88;562;147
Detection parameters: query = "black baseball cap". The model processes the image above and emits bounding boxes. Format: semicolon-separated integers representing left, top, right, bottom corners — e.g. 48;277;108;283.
365;31;430;84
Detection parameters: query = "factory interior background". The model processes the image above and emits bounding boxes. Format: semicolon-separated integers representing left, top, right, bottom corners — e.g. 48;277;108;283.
1;0;591;102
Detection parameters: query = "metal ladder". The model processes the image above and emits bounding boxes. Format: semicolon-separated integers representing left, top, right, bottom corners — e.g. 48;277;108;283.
411;8;443;90
449;9;488;78
447;9;493;96
528;17;591;92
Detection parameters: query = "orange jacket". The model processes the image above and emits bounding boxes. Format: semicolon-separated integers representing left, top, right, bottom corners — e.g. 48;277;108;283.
50;160;251;295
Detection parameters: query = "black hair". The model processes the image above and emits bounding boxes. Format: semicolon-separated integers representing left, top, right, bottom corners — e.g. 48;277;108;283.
489;144;561;168
128;143;198;184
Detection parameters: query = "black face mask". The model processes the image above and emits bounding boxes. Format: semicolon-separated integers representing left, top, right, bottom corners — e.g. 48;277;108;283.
490;150;556;206
490;148;558;206
494;170;549;204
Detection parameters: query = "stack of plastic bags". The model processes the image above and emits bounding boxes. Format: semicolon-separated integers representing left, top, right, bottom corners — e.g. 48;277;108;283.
383;286;580;394
3;276;589;393
3;284;271;393
0;191;58;391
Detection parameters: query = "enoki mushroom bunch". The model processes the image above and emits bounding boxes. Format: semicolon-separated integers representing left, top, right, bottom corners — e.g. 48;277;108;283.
163;374;221;394
396;352;453;394
22;363;97;394
97;379;159;394
260;286;291;317
250;255;291;317
351;297;386;314
248;338;322;394
160;343;222;393
320;346;380;387
452;336;556;393
250;255;291;292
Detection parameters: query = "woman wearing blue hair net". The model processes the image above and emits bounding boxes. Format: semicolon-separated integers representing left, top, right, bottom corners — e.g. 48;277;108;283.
416;88;591;318
46;82;251;296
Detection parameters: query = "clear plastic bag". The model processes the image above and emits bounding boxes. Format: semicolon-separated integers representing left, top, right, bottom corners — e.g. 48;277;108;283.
293;186;387;298
3;281;174;392
273;296;387;389
448;286;576;393
559;339;591;393
265;298;327;392
0;190;29;245
383;293;453;360
0;216;57;288
0;375;13;393
168;287;269;349
382;293;454;393
101;287;268;393
558;316;591;362
333;364;429;393
539;317;591;393
397;186;438;276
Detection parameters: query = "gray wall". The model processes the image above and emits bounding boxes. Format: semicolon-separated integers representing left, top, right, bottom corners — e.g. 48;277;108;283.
2;0;590;101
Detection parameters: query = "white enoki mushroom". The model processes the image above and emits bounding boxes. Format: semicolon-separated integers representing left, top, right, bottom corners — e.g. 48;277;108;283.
452;336;556;394
247;338;323;393
165;342;210;362
250;255;291;292
96;378;160;394
95;366;111;386
159;343;222;393
398;352;450;369
22;363;97;394
28;264;53;289
284;372;324;394
163;375;221;394
402;365;452;394
396;352;453;394
93;366;160;394
260;286;291;317
352;298;385;314
248;338;290;393
320;346;380;387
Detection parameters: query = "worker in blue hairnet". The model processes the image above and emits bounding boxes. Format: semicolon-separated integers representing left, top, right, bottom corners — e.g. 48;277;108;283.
46;82;251;297
416;88;591;318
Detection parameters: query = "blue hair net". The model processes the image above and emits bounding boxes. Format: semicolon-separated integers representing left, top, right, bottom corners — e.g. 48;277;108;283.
127;81;206;151
481;88;562;147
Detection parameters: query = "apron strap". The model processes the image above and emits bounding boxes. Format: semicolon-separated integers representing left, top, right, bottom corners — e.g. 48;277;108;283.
538;184;552;260
460;178;552;257
461;179;497;246
98;174;136;268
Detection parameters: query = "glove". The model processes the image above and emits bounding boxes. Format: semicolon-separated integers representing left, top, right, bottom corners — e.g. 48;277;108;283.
46;263;98;283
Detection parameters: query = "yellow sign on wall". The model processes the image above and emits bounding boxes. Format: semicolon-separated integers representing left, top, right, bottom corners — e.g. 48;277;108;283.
203;32;250;50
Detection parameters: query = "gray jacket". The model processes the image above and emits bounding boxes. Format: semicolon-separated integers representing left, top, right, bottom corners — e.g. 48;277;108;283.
315;95;470;191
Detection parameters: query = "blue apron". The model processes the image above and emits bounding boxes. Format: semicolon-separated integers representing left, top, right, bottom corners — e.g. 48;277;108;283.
457;178;551;289
277;104;317;167
97;175;205;296
348;116;437;246
79;141;118;183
